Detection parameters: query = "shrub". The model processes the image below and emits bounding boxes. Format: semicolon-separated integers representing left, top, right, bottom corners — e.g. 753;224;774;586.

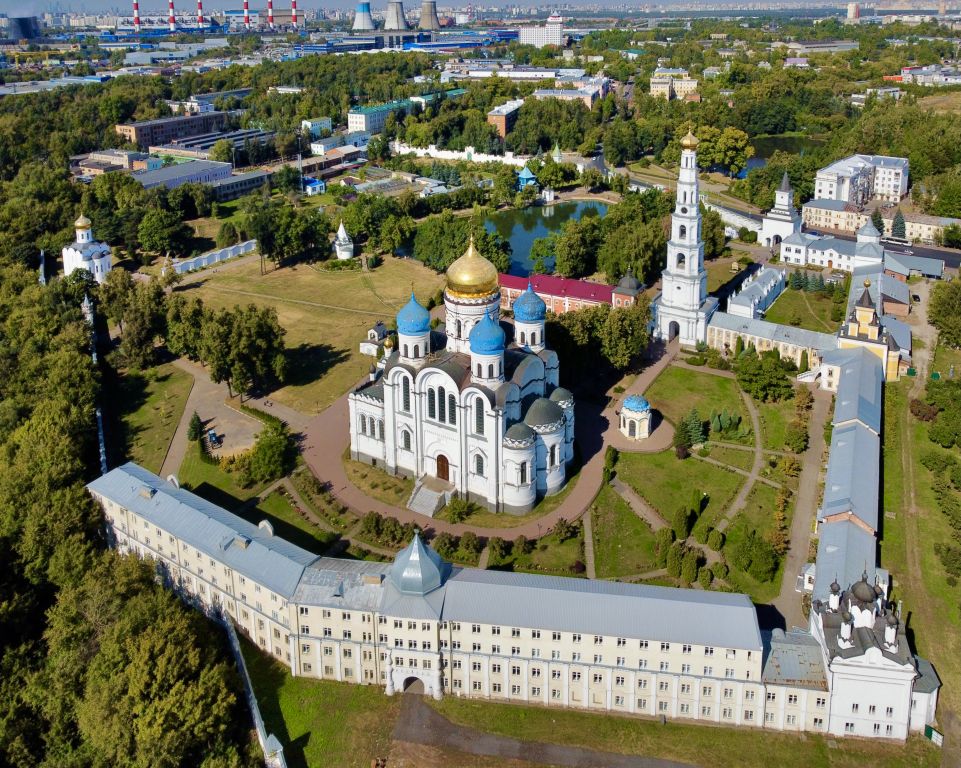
187;411;203;441
713;561;729;580
487;536;508;563
707;528;725;551
571;560;587;574
920;450;957;475
459;531;482;556
680;548;701;585
910;398;939;422
695;525;711;545
672;507;692;540
553;517;578;542
513;534;532;555
654;527;676;567
446;496;474;523
784;425;809;454
698;566;714;588
666;542;685;578
433;532;458;559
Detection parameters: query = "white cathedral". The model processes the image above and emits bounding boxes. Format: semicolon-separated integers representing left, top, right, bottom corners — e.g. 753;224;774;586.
62;214;112;285
348;238;575;514
654;131;719;347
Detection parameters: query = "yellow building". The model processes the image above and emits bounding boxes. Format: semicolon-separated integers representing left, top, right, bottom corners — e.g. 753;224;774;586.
837;280;905;380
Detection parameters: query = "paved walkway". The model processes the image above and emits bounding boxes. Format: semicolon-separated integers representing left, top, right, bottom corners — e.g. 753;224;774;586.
772;387;832;629
300;339;680;540
394;694;695;768
161;358;262;478
582;509;597;579
609;478;667;532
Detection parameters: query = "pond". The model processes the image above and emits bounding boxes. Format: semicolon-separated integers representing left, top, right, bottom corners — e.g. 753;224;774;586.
739;134;825;177
484;199;609;276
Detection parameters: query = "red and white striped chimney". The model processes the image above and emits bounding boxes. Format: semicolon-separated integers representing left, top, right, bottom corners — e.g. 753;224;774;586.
267;0;274;28
168;0;176;32
132;0;141;33
291;0;298;27
243;0;250;29
196;0;204;27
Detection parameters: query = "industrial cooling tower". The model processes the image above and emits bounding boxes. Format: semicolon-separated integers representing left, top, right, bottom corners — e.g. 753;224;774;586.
384;0;409;30
418;0;440;30
352;1;377;30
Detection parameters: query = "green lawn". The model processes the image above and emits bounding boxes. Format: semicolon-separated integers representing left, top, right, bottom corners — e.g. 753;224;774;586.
181;255;446;414
178;441;269;509
231;490;339;555
764;288;837;333
617;450;744;535
591;484;658;579
344;456;414;508
645;365;747;435
431;697;939;768
881;381;961;720
491;524;586;577
755;396;796;452
721;483;789;603
703;445;755;472
707;259;741;293
241;639;400;768
115;363;193;474
931;342;961;377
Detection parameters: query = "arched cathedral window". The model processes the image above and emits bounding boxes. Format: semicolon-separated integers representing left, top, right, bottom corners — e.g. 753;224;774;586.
448;394;456;425
475;397;485;435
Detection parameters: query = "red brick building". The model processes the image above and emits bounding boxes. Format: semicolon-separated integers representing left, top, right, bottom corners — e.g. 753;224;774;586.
499;271;643;315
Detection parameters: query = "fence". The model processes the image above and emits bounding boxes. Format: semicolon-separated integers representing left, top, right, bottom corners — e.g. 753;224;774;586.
223;618;288;768
167;240;258;275
700;196;762;235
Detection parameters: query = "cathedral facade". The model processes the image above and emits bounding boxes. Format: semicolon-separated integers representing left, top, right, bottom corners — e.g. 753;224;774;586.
348;238;575;514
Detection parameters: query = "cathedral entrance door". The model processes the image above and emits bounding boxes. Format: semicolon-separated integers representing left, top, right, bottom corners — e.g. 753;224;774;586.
436;454;449;482
668;321;680;341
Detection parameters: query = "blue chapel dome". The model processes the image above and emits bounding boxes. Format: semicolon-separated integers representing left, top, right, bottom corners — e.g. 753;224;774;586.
469;311;506;355
623;394;651;412
512;282;547;323
396;293;430;335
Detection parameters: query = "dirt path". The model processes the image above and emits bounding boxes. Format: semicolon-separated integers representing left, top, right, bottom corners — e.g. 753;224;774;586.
395;695;694;768
772;387;832;629
713;390;764;534
582;510;597;579
609;478;668;532
799;290;834;332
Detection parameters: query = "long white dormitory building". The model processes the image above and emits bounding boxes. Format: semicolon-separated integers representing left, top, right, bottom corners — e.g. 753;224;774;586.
88;450;939;741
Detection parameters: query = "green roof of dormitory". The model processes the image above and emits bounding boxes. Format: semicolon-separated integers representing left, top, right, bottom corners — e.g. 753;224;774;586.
349;89;467;115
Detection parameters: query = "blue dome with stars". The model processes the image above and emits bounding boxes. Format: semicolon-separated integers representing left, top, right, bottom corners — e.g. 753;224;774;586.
469;311;506;355
623;394;651;412
396;293;430;335
512;283;547;323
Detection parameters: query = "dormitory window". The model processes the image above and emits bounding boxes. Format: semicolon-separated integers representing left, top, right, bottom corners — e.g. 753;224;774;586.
475;397;484;435
475;455;485;477
402;378;411;412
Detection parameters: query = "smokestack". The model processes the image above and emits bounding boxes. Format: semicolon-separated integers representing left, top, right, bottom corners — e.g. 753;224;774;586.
267;0;274;28
168;0;176;32
133;0;141;33
243;0;250;28
352;1;376;30
291;0;298;27
418;0;440;30
197;0;204;27
384;0;409;30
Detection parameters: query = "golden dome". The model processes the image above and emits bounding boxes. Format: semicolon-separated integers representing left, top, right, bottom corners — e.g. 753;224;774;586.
445;234;499;299
680;130;699;151
75;213;92;229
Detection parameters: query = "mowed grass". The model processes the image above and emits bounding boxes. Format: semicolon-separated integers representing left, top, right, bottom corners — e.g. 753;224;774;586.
241;638;401;768
705;444;755;471
178;441;268;509
755;395;797;452
644;365;747;434
707;259;742;293
493;524;586;576
721;483;789;603
231;489;339;555
617;450;743;532
591;484;658;579
115;363;194;473
431;697;940;768
764;288;836;333
180;255;445;414
882;381;961;720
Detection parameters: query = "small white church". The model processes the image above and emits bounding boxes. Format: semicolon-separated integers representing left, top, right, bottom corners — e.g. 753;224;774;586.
348;237;575;514
62;214;112;284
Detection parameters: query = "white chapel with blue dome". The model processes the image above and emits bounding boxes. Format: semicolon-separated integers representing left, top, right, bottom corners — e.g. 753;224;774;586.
348;237;575;514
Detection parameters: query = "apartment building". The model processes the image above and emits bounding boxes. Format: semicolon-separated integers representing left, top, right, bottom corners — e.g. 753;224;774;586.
518;15;564;48
131;160;233;190
115;110;235;149
801;199;958;245
814;154;909;205
649;68;698;100
486;99;525;139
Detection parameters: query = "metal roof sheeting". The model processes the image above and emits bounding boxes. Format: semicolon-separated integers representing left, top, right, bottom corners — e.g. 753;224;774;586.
819;422;880;531
813;520;877;602
441;569;763;650
88;463;318;598
710;311;836;352
761;629;828;690
828;347;883;433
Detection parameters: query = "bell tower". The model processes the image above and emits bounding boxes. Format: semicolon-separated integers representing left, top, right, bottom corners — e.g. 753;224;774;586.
655;130;716;347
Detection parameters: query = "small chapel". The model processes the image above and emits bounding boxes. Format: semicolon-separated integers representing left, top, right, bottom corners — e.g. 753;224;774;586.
348;237;575;514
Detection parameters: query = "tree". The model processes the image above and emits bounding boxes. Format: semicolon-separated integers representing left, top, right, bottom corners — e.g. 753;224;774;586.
672;506;692;540
799;349;809;373
120;280;166;368
655;527;676;567
187;412;203;441
460;530;482;556
698;566;714;588
680;548;701;585
666;542;685;578
683;408;706;446
487;536;508;563
734;348;793;402
209;138;234;163
529;234;556;274
433;532;457;559
554;216;602;278
870;208;884;233
98;267;134;332
513;534;532;555
553;517;577;542
580;167;604;191
598;300;652;371
734;335;744;357
700;206;727;260
929;280;961;348
707;528;725;551
892;208;907;240
137;208;192;261
714;126;754;177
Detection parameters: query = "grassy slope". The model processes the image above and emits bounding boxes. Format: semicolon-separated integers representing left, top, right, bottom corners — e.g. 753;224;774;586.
645;365;747;432
591;484;658;579
116;363;193;474
241;639;400;768
431;698;939;768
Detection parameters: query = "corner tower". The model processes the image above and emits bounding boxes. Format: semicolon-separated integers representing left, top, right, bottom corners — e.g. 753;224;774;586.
655;130;716;347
